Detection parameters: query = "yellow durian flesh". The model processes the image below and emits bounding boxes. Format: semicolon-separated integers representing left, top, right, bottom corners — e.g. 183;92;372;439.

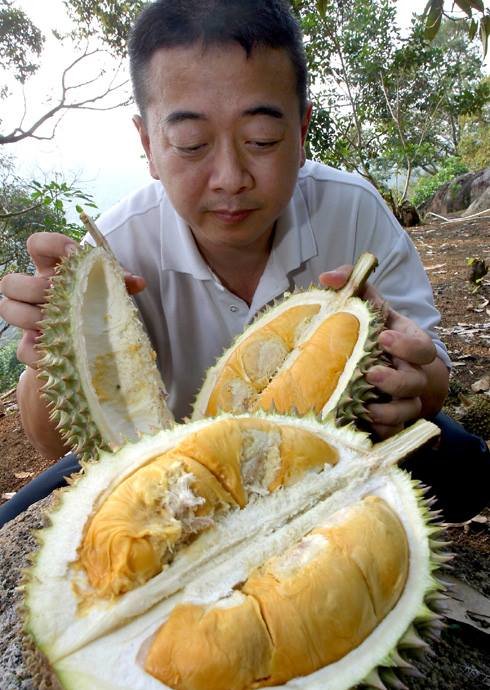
144;496;409;690
76;417;338;600
205;304;321;415
78;455;236;598
195;253;381;425
204;306;360;418
256;311;360;416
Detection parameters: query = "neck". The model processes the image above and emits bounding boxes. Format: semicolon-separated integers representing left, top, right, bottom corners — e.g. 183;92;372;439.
195;229;274;306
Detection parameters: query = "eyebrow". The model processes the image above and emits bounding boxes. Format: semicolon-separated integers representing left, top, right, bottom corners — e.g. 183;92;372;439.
163;104;284;126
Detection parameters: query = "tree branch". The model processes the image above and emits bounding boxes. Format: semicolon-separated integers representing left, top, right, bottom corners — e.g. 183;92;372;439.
0;48;131;145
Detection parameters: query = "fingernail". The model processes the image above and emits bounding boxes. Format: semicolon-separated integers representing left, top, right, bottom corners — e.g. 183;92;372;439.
65;243;78;256
380;332;394;348
367;368;384;384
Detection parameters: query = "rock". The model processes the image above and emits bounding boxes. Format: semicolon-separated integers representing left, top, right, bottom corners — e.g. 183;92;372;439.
419;167;490;216
462;186;490;216
0;496;53;689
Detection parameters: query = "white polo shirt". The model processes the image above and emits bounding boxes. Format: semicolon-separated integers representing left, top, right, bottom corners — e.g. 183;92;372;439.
94;160;450;421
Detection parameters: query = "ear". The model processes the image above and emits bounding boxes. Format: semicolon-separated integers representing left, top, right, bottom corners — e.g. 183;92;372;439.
300;101;313;167
133;115;160;180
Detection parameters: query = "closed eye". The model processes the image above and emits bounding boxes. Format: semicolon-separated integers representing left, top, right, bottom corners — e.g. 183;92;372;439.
248;140;281;149
175;144;207;155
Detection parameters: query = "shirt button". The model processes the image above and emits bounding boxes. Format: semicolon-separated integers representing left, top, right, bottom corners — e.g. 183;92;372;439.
229;305;239;313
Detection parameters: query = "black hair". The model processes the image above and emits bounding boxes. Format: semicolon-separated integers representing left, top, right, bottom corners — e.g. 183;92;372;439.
128;0;308;118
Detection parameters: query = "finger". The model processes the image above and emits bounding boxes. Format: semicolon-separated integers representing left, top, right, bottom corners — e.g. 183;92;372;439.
17;330;42;368
0;274;51;305
0;298;43;332
366;360;428;399
378;329;436;366
124;273;147;295
368;397;422;429
318;264;353;290
27;232;78;277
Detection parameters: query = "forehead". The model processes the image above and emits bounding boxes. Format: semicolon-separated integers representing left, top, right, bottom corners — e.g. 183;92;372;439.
145;43;299;117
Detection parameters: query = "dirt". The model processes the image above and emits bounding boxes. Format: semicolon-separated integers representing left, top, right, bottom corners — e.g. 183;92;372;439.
0;212;489;688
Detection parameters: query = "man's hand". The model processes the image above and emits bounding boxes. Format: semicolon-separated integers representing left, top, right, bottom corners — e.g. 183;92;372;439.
320;265;449;439
0;232;146;368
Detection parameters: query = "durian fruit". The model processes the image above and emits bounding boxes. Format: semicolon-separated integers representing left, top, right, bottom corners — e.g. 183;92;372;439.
193;253;386;428
37;245;174;461
459;393;490;438
23;413;448;690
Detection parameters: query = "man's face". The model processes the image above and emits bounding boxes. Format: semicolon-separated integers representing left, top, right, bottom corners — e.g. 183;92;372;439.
134;43;311;253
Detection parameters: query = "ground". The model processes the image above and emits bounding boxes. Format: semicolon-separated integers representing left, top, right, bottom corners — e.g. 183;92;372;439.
0;212;489;688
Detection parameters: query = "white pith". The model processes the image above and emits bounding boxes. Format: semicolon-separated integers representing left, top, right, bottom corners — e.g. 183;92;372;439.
192;290;374;420
72;249;172;448
25;414;440;690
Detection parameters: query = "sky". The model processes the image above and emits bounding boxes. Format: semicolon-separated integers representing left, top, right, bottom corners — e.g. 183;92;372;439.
2;1;485;219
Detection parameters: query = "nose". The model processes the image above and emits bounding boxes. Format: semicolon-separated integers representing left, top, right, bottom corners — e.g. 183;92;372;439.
209;141;253;194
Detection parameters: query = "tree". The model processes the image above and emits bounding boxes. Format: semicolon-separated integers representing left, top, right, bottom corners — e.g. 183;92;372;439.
0;1;132;145
0;153;97;338
292;0;487;204
458;76;490;169
423;0;490;56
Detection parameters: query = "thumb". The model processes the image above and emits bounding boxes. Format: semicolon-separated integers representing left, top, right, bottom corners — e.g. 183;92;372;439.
318;264;353;290
124;273;146;295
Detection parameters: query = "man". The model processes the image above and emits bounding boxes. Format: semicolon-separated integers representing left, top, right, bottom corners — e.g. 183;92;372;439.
0;0;488;525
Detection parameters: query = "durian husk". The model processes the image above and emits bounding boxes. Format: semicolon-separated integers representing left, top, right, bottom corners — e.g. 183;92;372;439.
192;253;388;428
22;413;448;690
36;245;174;461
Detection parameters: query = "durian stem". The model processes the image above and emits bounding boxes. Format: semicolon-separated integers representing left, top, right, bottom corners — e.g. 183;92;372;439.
338;252;378;300
374;419;440;467
80;211;121;267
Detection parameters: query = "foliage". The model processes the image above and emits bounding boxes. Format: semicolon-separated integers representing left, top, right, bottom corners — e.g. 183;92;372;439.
458;77;490;170
0;1;132;145
411;156;469;207
0;1;44;85
422;0;490;56
64;0;144;54
0;167;97;279
292;1;487;200
0;339;24;393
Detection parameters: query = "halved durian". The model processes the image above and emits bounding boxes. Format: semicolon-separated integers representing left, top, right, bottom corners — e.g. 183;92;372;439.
193;253;387;427
37;245;174;461
23;414;447;690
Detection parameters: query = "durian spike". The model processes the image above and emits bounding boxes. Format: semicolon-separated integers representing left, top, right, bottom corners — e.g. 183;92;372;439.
337;252;378;300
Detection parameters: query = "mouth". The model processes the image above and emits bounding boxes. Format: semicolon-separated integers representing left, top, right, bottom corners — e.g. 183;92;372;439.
210;209;255;224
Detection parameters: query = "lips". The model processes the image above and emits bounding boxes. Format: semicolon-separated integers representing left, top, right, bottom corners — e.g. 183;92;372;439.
210;209;255;224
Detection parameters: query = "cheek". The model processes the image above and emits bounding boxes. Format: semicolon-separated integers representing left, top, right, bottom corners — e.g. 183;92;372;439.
158;161;207;217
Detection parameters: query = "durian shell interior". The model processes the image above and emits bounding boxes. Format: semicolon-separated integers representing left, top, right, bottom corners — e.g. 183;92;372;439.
37;246;174;458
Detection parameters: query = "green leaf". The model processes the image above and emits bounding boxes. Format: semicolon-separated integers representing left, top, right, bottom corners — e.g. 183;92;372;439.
454;0;473;17
468;17;479;40
467;0;485;12
424;0;444;40
481;15;490;56
43;197;52;205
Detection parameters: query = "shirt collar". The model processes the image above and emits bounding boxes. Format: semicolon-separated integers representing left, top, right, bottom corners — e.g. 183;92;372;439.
159;178;318;288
